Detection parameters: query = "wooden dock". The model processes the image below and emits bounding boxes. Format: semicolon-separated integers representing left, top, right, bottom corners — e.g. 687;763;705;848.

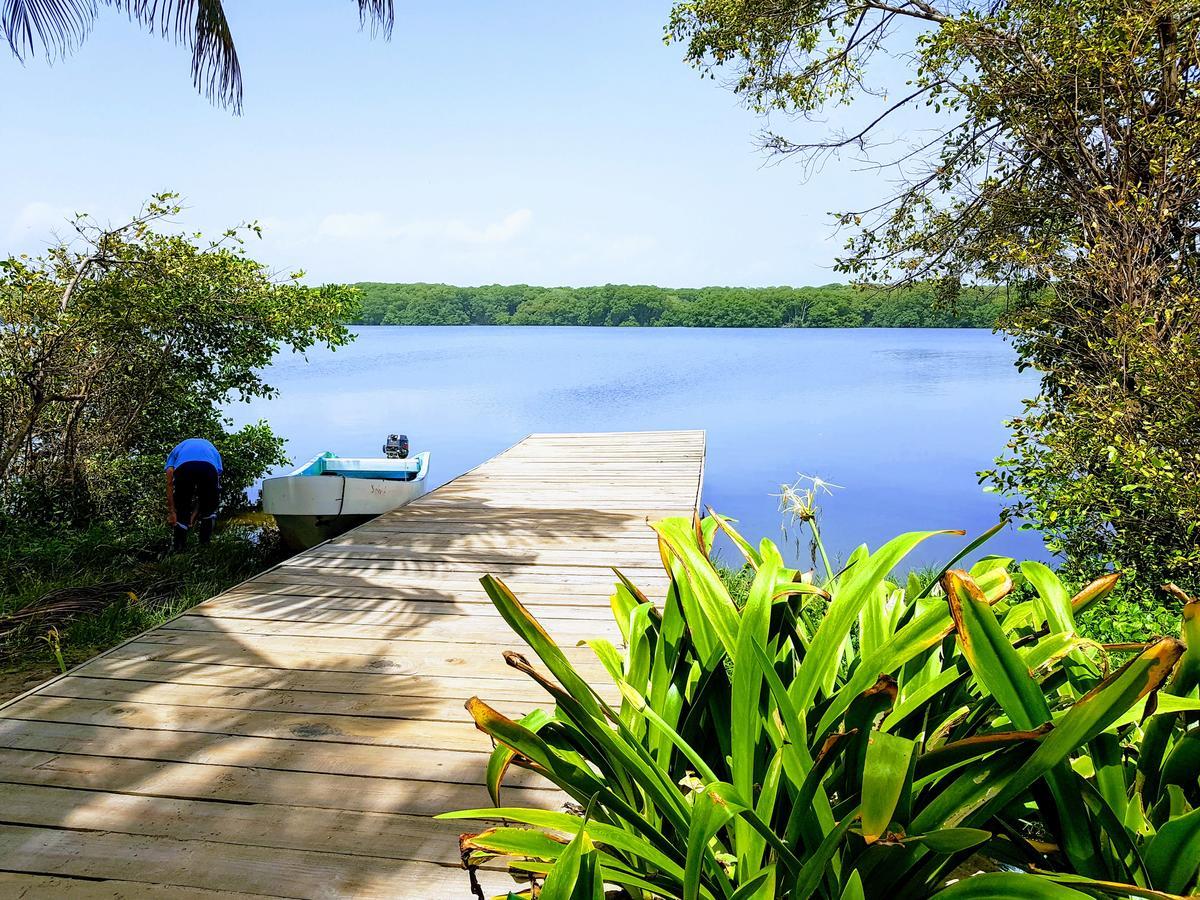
0;431;706;898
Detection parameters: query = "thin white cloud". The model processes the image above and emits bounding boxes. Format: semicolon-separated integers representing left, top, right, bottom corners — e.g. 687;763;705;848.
5;201;76;243
556;231;658;271
252;210;661;284
316;212;387;240
317;208;533;245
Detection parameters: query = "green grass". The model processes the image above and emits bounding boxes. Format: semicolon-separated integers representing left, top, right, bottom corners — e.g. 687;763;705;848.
713;558;755;606
0;520;286;677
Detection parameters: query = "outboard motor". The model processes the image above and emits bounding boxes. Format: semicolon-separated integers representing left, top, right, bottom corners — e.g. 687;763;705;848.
382;433;409;459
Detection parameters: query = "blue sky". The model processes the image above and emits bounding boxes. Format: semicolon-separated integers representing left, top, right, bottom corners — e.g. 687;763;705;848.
2;2;923;286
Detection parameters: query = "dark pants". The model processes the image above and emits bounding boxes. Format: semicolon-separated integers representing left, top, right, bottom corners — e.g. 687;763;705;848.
173;461;220;550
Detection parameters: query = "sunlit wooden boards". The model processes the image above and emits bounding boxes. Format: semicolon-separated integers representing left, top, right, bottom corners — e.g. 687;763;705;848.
0;430;705;898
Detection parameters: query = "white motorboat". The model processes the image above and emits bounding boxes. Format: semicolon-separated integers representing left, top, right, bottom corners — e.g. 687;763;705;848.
262;435;430;550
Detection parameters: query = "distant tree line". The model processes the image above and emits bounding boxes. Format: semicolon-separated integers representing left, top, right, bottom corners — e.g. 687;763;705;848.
352;282;1005;328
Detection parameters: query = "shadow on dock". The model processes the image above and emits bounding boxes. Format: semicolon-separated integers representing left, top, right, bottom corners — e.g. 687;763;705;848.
0;430;704;896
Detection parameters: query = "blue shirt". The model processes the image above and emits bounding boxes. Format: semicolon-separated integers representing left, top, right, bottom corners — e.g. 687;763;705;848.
165;438;223;473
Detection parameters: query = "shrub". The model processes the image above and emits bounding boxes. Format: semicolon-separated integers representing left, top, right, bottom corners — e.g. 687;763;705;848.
0;194;356;528
442;515;1200;899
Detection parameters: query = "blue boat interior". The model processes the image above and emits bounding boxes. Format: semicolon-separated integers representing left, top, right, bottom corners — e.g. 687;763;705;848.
293;452;424;481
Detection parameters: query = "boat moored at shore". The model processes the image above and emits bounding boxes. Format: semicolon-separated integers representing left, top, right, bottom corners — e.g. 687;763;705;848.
262;446;430;550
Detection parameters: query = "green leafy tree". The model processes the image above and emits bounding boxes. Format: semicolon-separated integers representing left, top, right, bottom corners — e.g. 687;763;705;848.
667;0;1200;595
2;0;394;112
351;281;1002;328
0;193;358;527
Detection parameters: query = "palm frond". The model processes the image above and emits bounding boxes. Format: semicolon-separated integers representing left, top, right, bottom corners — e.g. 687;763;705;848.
4;0;395;112
2;0;96;60
355;0;393;38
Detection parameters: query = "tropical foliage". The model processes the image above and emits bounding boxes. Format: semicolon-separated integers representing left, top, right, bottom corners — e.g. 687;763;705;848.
1;0;394;111
666;0;1200;599
354;282;1004;328
443;514;1200;899
0;194;357;528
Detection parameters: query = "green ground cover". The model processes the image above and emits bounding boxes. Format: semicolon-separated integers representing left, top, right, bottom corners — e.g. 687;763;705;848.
0;521;284;700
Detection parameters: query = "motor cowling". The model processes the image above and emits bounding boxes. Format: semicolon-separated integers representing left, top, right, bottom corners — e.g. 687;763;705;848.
383;433;409;459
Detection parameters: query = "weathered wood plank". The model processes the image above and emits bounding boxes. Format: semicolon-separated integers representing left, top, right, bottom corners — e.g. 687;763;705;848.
110;631;612;675
240;571;659;600
308;543;666;564
41;656;572;702
165;612;620;644
32;674;549;723
280;556;667;576
0;782;489;868
0;430;705;897
0;745;556;815
97;639;582;679
0;824;507;899
0;871;271;899
0;693;502;752
0;718;549;785
189;596;617;623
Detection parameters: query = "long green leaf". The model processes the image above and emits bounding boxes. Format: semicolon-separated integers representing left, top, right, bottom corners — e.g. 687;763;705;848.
861;731;916;843
1139;594;1200;799
838;870;864;900
731;552;779;876
463;826;570;860
816;559;1006;737
588;638;625;684
730;870;773;900
1160;728;1200;795
466;697;603;794
616;680;720;784
511;859;693;900
501;653;694;834
1018;872;1181;900
747;636;845;849
1069;572;1121;614
944;568;1103;877
482;575;605;720
942;569;1050;731
914;726;1050;780
903;828;991;853
790;811;856;898
934;872;1095;898
438;807;686;879
881;667;961;733
655;517;741;660
970;638;1185;826
913;521;1005;601
1143;805;1200;894
684;783;744;900
487;708;554;805
1072;773;1151;889
706;508;763;569
798;530;960;709
1021;560;1075;635
540;813;590;900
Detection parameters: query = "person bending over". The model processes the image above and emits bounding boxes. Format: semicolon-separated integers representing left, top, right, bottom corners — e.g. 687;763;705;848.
165;438;223;550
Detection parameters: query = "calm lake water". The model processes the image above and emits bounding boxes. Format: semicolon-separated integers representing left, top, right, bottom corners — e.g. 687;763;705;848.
230;326;1047;569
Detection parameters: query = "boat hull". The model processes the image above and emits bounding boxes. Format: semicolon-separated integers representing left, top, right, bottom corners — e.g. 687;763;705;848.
262;451;430;551
272;513;378;552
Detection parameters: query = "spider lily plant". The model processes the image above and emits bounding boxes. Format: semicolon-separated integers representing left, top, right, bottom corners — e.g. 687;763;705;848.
440;514;1200;900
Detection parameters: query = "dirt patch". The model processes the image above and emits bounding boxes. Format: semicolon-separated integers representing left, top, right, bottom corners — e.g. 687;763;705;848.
0;666;60;704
